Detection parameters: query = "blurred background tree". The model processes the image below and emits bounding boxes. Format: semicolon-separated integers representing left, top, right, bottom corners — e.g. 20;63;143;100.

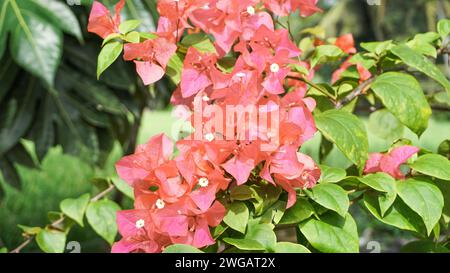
0;0;448;252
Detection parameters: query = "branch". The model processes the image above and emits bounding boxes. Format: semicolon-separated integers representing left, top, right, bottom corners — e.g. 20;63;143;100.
9;184;116;253
287;75;337;101
335;77;377;109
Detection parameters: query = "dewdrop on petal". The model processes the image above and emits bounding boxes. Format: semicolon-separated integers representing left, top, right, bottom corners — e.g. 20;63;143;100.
155;199;165;209
198;177;209;187
246;6;255;15
270;63;280;73
204;133;214;142
135;219;145;229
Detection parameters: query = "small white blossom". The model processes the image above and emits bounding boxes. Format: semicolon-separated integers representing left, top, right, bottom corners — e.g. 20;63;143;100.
270;63;280;73
204;133;215;142
156;199;165;209
246;6;255;15
135;219;145;229
198;177;209;187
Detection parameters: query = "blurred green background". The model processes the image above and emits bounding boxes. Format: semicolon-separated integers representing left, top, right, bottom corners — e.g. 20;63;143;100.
0;0;449;252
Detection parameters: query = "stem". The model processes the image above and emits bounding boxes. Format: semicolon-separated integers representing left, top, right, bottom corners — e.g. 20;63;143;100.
335;77;376;109
9;184;116;253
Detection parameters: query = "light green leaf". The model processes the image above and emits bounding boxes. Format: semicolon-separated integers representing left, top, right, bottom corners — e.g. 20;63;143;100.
299;212;359;253
10;11;62;87
166;53;183;84
391;45;450;95
17;224;41;235
230;185;256;201
396;178;444;234
272;242;310;253
311;45;344;67
368;109;404;141
86;199;121;245
319;165;346;183
119;19;141;34
370;72;432;136
102;33;122;46
279;198;314;225
223;202;249;234
315;109;368;168
364;194;427;233
244;221;277;250
358;173;396;193
123;31;140;43
437;19;450;39
111;177;134;199
306;183;349;217
60;193;90;227
97;41;123;79
36;228;66;253
410;154;450;181
163;244;203;253
222;238;266;251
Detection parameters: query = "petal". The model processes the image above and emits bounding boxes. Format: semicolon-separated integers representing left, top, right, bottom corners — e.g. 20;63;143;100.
135;61;165;85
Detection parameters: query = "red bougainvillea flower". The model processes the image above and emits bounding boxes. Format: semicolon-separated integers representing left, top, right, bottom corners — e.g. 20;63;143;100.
156;0;194;42
123;38;177;85
87;0;125;39
263;0;322;17
364;145;420;179
116;134;174;187
335;34;357;54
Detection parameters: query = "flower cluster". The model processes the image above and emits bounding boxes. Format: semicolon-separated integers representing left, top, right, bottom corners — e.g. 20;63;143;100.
88;0;324;253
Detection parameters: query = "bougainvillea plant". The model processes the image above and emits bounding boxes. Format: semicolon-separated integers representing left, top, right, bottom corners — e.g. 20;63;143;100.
83;0;450;253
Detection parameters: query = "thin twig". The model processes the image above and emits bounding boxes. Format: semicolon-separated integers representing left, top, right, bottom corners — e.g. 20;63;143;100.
9;184;116;253
335;77;377;109
287;75;337;101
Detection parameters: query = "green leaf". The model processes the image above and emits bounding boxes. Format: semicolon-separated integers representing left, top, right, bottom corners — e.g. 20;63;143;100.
223;202;249;234
358;173;396;193
299;212;359;253
364;194;427;233
311;45;344;67
17;224;42;235
230;185;256;201
368;109;404;141
279;198;314;225
10;11;62;87
360;40;393;55
86;199;121;245
25;0;83;41
437;19;450;39
306;183;349;217
119;19;141;34
272;242;310;253
410;154;450;181
390;45;450;95
60;193;90;227
401;240;449;253
36;228;66;253
437;140;450;158
163;244;203;253
123;31;140;43
222;238;266;251
370;72;432;136
315;109;368;168
319;165;346;183
396;178;444;234
166;53;183;84
97;41;123;79
250;184;282;216
244;221;277;250
102;33;122;47
111;177;134;199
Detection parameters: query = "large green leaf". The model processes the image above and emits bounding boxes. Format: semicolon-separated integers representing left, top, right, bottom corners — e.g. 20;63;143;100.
364;192;427;234
36;228;66;253
20;0;82;41
306;183;349;217
222;238;265;251
396;178;444;234
391;44;450;95
299;212;359;253
279;198;314;225
401;240;449;253
410;154;450;181
311;45;345;67
244;221;277;251
59;193;90;227
86;199;121;245
315;109;368;168
223;202;249;234
358;173;397;215
370;72;431;136
97;41;123;79
319;165;346;183
10;9;62;87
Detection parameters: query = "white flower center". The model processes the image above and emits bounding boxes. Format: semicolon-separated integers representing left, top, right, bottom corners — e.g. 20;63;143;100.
204;133;215;142
270;63;280;73
246;6;255;15
235;72;246;78
135;219;145;229
202;95;210;101
155;199;165;209
198;177;209;187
